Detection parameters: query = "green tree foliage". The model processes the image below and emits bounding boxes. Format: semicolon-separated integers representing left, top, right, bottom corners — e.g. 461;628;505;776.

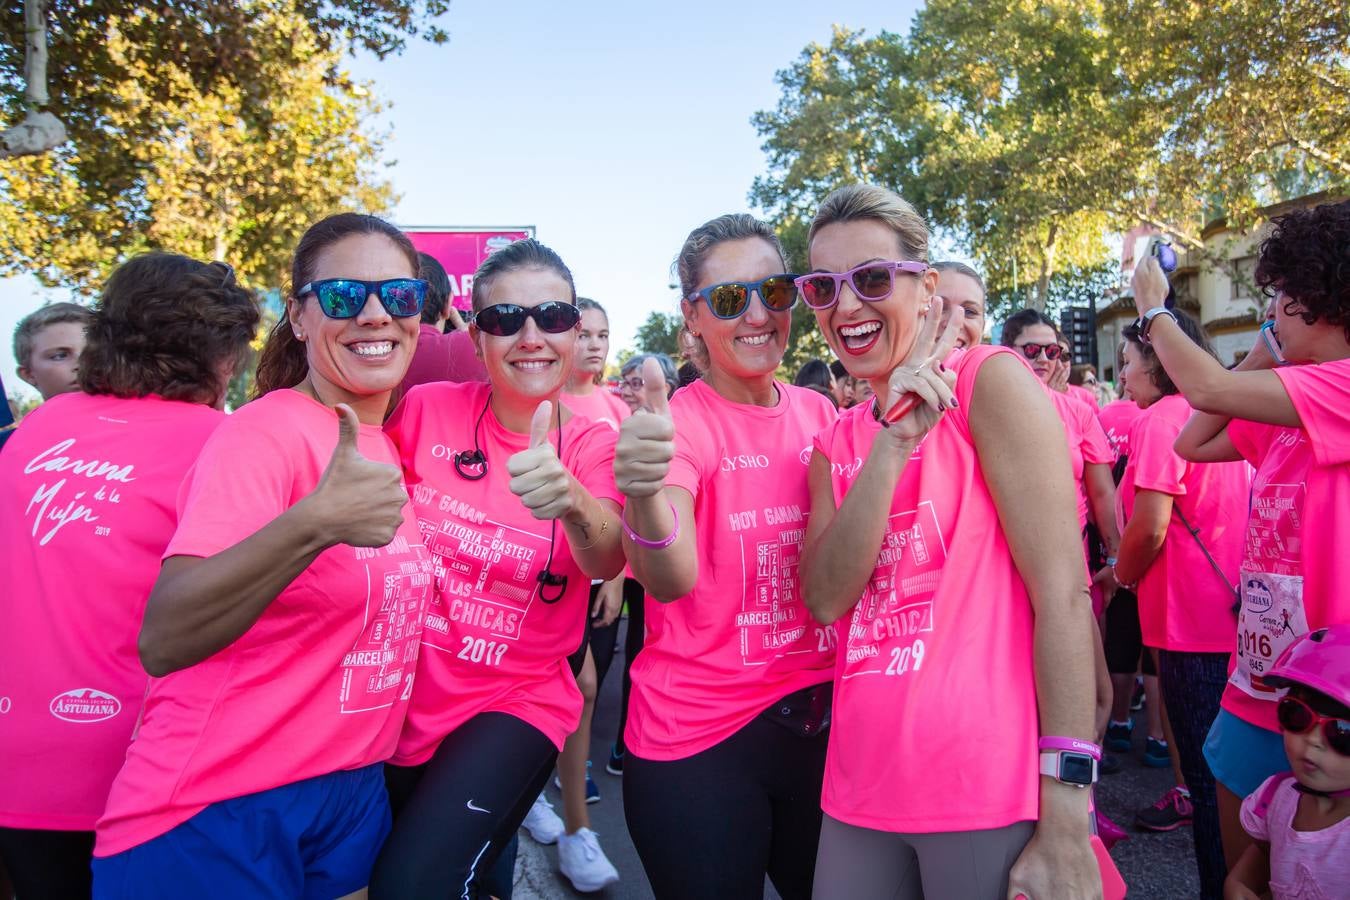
0;0;446;293
632;310;683;358
752;1;1349;310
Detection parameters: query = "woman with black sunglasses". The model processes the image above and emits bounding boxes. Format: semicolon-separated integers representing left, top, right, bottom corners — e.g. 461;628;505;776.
92;214;433;899
611;213;837;899
799;185;1100;899
370;238;625;899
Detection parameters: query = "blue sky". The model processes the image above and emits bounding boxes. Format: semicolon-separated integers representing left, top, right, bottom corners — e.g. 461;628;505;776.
3;0;926;403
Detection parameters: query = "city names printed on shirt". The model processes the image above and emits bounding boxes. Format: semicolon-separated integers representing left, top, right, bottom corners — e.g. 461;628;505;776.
411;482;552;669
21;437;134;546
720;442;836;665
343;536;434;713
843;501;946;680
1233;428;1310;699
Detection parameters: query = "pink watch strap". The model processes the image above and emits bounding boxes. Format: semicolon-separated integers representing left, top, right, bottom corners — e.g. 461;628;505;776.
1038;736;1102;760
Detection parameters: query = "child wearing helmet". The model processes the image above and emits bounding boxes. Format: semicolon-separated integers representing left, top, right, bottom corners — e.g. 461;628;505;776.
1224;625;1350;900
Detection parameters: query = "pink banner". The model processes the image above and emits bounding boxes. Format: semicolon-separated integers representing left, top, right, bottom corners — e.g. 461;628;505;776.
405;228;534;311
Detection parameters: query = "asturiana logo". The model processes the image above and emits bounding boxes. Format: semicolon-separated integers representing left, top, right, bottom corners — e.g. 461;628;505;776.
49;688;121;723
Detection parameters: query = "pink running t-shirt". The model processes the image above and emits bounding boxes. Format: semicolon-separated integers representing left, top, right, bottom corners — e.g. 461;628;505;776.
814;346;1040;832
1098;398;1142;461
95;390;432;855
1068;383;1099;410
1048;389;1114;528
385;382;622;760
1221;357;1350;732
624;379;837;761
1120;393;1250;653
0;394;223;831
562;388;629;432
1241;774;1350;900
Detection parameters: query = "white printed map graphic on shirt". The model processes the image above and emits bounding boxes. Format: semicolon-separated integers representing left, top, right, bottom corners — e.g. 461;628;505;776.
843;501;947;680
416;493;553;667
341;536;433;714
736;518;811;665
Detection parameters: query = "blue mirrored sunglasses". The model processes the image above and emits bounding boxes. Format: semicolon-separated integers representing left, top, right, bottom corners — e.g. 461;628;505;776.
297;278;428;319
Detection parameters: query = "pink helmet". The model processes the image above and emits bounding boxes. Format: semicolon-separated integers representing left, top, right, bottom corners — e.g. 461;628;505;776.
1265;625;1350;709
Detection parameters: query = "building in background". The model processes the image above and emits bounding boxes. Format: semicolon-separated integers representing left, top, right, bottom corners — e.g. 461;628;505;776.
1094;191;1345;379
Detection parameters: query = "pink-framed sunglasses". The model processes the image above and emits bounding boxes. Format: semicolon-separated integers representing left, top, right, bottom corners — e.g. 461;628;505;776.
794;260;928;310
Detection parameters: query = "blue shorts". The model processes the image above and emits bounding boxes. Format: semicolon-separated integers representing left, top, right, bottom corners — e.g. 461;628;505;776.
1203;708;1288;798
93;765;390;900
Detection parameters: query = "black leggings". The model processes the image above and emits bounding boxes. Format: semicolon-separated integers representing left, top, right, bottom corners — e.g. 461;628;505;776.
612;578;645;756
1103;589;1157;676
1158;650;1228;900
0;826;94;899
372;712;557;900
623;709;828;900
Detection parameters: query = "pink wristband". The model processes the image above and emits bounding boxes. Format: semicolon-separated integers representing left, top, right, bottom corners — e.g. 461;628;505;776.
1038;736;1102;760
622;503;680;549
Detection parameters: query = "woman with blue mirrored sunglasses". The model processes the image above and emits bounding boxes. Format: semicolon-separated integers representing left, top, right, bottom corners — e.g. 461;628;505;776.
296;277;429;319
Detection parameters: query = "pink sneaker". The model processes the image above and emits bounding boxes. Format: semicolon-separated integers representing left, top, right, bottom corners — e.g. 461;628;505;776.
1134;786;1193;832
1095;808;1128;850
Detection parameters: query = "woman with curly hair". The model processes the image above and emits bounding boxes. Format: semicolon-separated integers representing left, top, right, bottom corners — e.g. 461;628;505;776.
1130;199;1350;871
0;254;258;897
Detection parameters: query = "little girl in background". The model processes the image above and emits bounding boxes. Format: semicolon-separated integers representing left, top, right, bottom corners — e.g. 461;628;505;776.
1224;625;1350;900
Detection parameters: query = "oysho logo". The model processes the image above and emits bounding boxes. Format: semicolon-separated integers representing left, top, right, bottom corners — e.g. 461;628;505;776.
49;688;121;723
721;454;770;473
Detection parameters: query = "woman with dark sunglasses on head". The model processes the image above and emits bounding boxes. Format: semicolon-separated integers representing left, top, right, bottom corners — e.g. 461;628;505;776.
610;213;836;899
0;254;257;899
92;214;434;900
370;239;625;899
800;185;1101;900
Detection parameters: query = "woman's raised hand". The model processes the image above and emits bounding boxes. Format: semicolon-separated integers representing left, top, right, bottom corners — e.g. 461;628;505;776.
308;404;408;548
881;294;961;445
614;357;675;498
508;401;578;520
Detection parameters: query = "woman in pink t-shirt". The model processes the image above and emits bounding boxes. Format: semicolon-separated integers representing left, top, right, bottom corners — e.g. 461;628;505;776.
371;239;626;899
1128;200;1350;872
1108;309;1250;899
611;213;837;899
92;214;435;900
0;254;257;898
799;185;1099;900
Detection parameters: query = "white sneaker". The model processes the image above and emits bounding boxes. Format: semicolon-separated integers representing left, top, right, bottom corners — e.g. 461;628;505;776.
558;827;620;892
522;792;564;845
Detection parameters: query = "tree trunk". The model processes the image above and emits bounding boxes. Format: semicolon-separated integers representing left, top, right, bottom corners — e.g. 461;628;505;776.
1032;222;1059;312
0;0;68;158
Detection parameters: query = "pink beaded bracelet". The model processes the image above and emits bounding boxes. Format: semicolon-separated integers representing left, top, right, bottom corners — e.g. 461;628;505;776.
622;503;680;549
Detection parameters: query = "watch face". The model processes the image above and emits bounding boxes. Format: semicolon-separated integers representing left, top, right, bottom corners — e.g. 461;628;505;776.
1061;753;1095;786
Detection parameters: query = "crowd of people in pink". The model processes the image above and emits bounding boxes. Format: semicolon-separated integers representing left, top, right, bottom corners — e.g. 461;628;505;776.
1;190;1347;900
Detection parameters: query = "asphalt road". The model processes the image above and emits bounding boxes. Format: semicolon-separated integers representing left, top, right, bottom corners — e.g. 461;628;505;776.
514;618;1202;899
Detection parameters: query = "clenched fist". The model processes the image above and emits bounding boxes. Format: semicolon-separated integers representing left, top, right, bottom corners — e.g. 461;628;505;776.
614;357;675;499
309;404;408;548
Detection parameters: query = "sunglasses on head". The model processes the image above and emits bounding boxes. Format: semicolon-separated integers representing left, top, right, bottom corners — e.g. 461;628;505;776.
1017;342;1064;361
794;260;928;310
473;301;581;337
690;275;799;319
298;278;428;319
1278;695;1350;756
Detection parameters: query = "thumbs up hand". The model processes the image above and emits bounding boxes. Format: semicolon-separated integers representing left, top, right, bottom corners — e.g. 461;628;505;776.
507;401;577;520
614;357;676;499
310;404;408;547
